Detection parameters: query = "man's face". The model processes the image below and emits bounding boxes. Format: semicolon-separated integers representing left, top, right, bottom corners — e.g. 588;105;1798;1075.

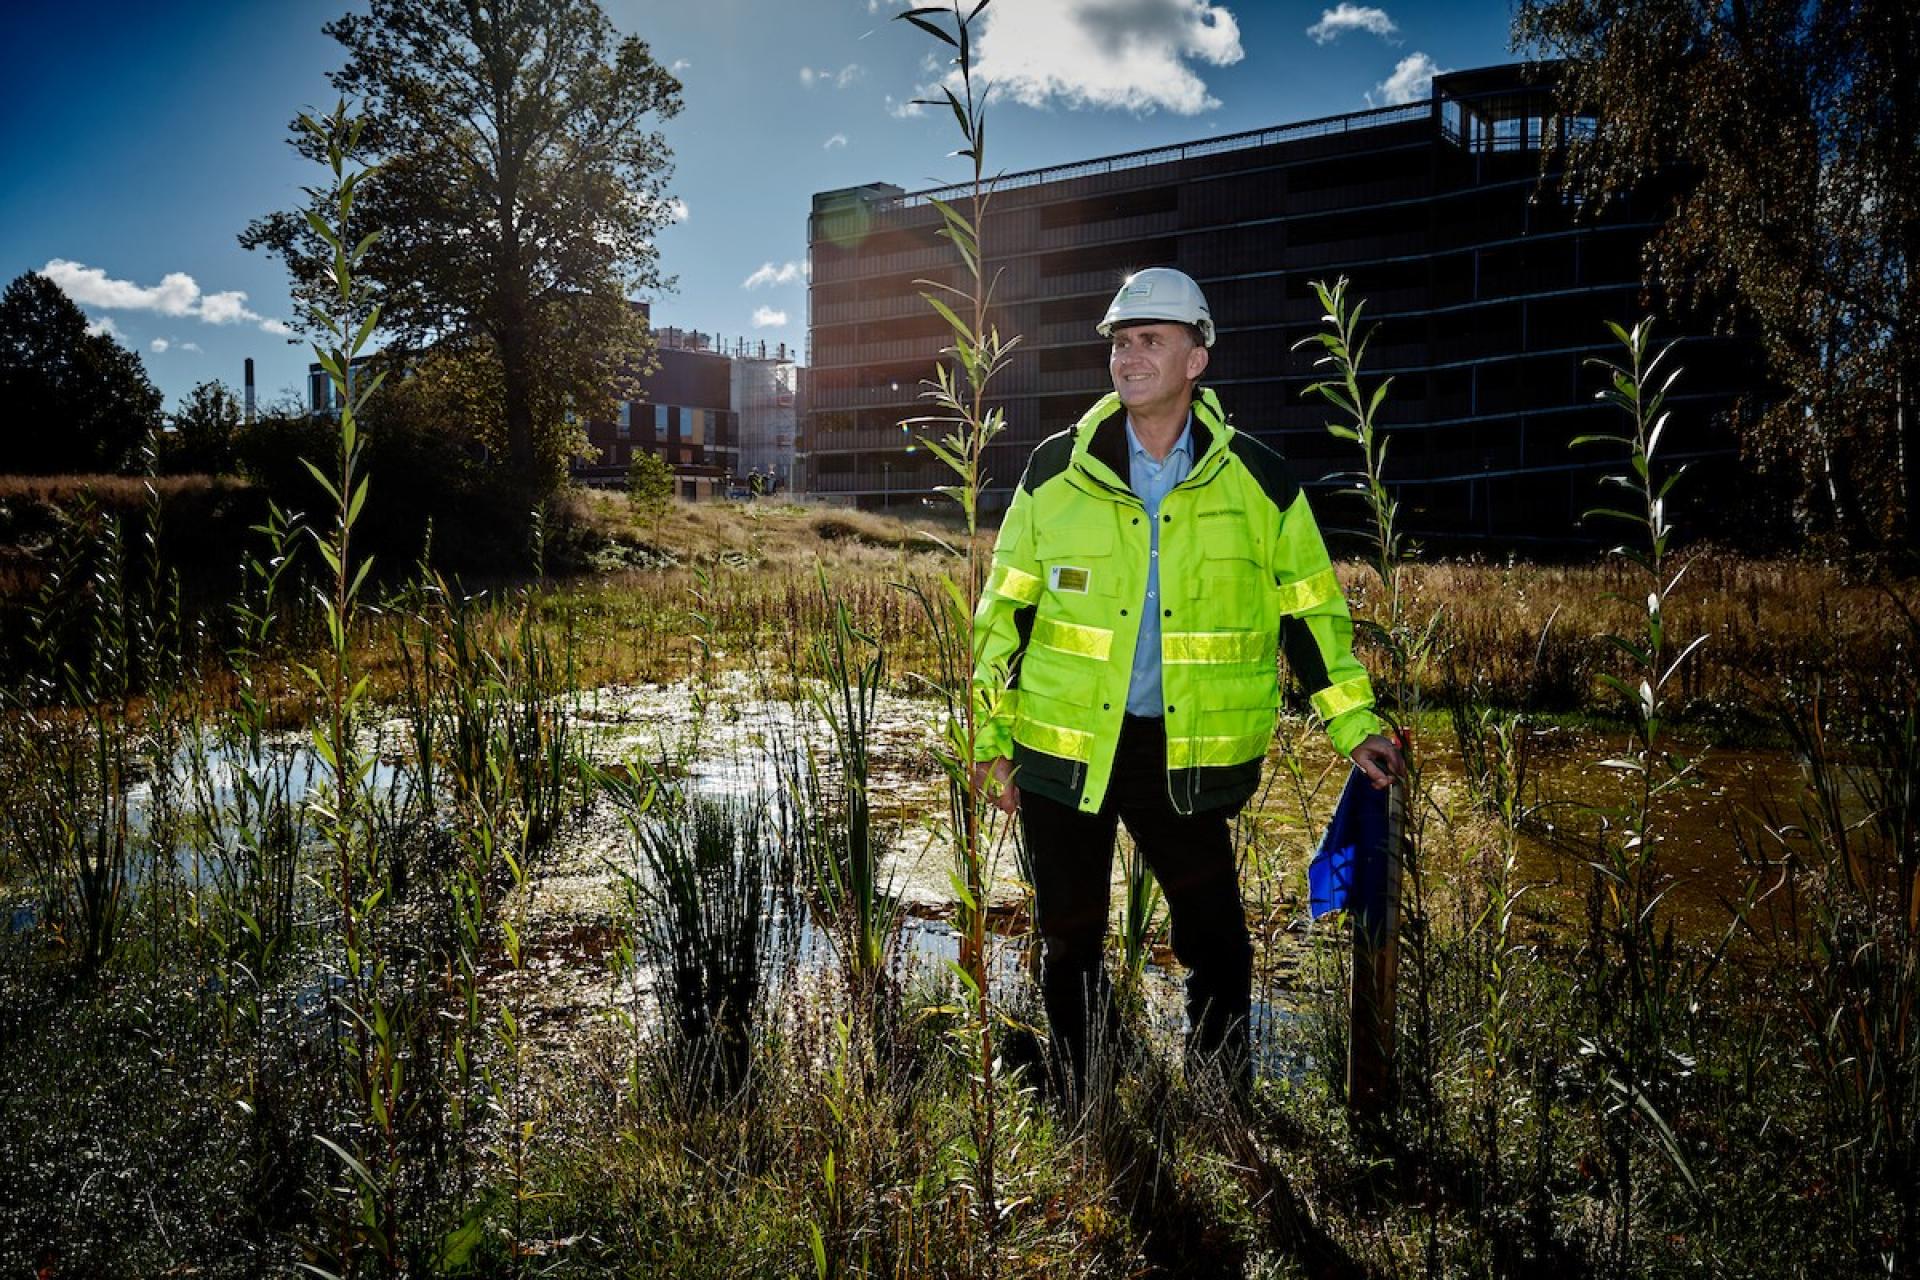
1109;322;1208;419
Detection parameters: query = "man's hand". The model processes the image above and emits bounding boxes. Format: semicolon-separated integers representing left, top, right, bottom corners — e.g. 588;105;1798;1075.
971;756;1020;815
1350;733;1408;791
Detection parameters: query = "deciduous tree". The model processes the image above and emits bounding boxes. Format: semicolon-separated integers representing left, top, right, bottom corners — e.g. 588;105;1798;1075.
164;379;242;475
1515;0;1920;556
239;0;682;496
0;272;162;475
625;448;673;536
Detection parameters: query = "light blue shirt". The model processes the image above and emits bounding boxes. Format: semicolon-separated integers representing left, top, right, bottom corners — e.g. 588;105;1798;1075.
1125;412;1194;717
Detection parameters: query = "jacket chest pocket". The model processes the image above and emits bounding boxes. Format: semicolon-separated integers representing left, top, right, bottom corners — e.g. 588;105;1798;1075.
1035;524;1118;601
1185;508;1266;601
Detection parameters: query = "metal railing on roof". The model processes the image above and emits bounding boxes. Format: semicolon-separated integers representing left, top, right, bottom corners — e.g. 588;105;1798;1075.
880;102;1432;211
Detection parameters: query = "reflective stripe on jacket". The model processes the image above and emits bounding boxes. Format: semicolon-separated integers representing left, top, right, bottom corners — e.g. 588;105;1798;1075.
972;388;1381;815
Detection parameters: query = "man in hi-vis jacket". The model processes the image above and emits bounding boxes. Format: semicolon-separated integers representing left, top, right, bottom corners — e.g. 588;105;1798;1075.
971;267;1407;1098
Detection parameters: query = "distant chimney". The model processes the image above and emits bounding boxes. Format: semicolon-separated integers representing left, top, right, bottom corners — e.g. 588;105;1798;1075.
244;358;257;424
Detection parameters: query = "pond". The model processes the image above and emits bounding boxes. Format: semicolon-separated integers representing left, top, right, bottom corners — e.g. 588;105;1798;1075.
6;671;1836;1080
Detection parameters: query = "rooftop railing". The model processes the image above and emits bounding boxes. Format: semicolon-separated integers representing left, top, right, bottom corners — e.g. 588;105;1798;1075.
878;102;1432;212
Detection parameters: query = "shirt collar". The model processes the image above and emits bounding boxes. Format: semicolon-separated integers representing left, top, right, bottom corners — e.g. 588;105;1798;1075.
1124;410;1194;467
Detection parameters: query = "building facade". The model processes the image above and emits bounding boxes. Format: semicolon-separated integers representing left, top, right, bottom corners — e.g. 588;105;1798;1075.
575;326;797;499
805;64;1750;543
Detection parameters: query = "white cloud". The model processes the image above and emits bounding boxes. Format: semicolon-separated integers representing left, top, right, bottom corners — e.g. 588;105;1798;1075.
742;261;805;289
953;0;1243;116
665;196;690;222
670;58;691;73
1307;4;1398;44
180;341;201;353
1375;51;1441;105
150;338;170;354
751;306;789;328
84;315;121;339
260;319;292;337
196;291;254;325
801;63;863;89
886;93;926;119
40;259;290;336
824;132;849;149
44;260;200;316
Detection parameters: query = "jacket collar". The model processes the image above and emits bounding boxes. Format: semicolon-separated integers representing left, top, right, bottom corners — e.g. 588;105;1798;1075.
1072;387;1231;497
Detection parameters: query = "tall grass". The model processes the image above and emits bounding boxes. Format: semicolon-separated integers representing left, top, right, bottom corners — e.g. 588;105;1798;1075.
805;572;897;1000
1759;601;1920;1270
0;460;190;975
607;777;785;1104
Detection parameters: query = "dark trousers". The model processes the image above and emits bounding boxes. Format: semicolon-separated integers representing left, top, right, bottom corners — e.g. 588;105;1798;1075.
1019;715;1254;1093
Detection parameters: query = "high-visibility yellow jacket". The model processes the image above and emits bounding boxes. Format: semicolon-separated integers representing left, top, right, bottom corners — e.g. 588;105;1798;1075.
972;388;1381;815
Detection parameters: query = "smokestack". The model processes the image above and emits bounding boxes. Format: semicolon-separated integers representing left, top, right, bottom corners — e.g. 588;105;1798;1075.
244;358;257;423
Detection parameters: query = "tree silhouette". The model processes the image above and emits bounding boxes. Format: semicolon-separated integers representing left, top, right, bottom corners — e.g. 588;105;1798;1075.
0;272;162;475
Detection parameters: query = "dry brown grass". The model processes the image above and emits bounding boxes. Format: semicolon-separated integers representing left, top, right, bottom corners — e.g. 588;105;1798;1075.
0;473;251;507
563;487;969;570
1379;552;1910;718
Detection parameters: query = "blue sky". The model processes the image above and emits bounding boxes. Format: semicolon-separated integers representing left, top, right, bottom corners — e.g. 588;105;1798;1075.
0;0;1517;413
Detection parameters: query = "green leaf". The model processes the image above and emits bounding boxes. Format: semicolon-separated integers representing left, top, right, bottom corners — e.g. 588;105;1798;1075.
304;209;343;253
1661;634;1709;686
438;1193;495;1269
314;1134;379;1194
900;11;959;47
1366;377;1392;421
920;293;976;346
1580;506;1643;526
300;459;345;505
1313;385;1359;419
941;86;971;144
350;306;381;357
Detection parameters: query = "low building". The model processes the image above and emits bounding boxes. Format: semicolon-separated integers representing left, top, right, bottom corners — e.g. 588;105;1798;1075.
574;321;798;499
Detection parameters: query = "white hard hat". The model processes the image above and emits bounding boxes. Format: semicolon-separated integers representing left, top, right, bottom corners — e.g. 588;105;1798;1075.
1097;267;1215;348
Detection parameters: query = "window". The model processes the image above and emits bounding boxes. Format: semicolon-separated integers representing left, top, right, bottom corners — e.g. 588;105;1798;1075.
617;400;631;441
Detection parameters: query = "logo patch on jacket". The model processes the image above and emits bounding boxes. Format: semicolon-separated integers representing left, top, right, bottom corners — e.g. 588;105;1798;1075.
1050;565;1091;594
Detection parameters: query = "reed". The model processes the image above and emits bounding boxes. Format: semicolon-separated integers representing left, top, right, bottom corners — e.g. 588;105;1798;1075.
1567;318;1710;1271
893;0;1019;1243
1298;274;1444;1130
